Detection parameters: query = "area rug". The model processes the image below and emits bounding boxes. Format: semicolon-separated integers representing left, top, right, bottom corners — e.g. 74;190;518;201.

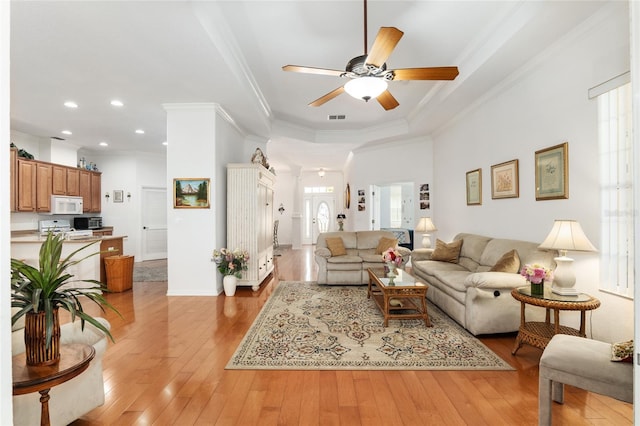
132;260;167;282
226;282;514;370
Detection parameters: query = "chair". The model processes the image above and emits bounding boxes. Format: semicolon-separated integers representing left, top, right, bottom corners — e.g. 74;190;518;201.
273;219;279;248
538;334;633;425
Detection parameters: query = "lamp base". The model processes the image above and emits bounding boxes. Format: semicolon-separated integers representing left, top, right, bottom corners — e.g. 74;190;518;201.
421;234;431;249
551;285;579;296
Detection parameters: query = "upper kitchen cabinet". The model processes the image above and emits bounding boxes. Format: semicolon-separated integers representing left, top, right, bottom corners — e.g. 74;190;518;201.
66;167;80;196
52;165;67;195
79;169;102;213
35;162;53;212
16;159;37;211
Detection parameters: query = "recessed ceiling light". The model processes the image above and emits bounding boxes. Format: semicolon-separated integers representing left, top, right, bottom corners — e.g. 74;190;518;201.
110;100;124;107
64;101;78;108
61;130;72;135
162;141;168;146
99;141;108;147
135;129;145;134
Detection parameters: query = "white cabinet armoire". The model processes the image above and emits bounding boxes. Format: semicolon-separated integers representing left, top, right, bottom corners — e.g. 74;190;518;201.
227;163;275;290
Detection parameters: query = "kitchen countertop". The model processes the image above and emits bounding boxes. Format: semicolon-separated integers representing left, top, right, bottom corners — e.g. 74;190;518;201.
11;232;126;244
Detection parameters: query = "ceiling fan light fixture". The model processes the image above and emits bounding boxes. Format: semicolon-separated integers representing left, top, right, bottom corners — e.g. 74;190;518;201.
344;77;387;102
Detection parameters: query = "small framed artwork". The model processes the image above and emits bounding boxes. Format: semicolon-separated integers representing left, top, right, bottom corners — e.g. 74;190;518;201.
491;159;519;199
173;178;210;208
466;169;482;205
113;190;124;203
535;142;568;200
419;183;430;210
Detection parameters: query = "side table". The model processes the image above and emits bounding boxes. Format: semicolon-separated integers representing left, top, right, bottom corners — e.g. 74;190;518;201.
511;286;600;355
13;343;95;426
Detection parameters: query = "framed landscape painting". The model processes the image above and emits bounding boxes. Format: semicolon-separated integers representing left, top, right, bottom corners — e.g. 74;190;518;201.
173;178;210;208
491;159;519;199
535;142;568;200
466;169;482;205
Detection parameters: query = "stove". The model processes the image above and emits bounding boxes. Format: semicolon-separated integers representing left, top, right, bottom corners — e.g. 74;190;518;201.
38;219;93;239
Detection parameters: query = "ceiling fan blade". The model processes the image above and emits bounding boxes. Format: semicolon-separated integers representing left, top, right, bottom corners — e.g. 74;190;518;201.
282;65;344;77
365;27;404;68
376;90;399;111
392;67;460;81
309;86;346;107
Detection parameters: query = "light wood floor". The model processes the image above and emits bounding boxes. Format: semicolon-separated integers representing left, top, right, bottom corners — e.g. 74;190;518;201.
69;246;633;425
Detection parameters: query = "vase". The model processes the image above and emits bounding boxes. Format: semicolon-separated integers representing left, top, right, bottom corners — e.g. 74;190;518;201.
223;275;237;296
530;280;544;296
24;308;61;366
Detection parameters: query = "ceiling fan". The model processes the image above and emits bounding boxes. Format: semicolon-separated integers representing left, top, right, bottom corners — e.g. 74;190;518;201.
282;0;459;110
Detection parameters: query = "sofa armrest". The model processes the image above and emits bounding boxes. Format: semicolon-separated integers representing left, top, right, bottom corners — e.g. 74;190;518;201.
464;272;527;289
411;248;433;262
315;247;332;258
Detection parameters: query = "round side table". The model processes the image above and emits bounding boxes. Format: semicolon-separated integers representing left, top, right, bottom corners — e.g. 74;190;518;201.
510;286;600;355
13;343;95;426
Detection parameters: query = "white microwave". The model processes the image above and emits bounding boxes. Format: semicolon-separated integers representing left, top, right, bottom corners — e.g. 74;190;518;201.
49;196;83;215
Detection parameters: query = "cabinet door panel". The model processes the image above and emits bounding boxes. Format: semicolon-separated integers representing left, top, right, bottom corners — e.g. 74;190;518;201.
36;163;53;212
52;165;67;195
79;170;92;212
90;173;101;212
66;168;80;196
17;159;36;211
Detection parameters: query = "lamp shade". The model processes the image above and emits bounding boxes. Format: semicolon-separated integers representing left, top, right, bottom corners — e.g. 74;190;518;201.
344;77;388;101
415;217;437;233
538;220;597;253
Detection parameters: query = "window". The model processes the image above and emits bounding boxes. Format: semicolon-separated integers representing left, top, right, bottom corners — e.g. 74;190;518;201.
598;82;633;298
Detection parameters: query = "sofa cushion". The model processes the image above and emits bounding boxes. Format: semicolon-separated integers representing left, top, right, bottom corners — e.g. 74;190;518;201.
360;250;385;263
327;255;363;270
375;237;398;254
326;237;347;256
489;249;521;273
432;270;473;292
431;239;462;263
464;271;527;289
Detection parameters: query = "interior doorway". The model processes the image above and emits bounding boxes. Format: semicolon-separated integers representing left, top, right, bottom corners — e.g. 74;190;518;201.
370;182;415;230
140;186;168;260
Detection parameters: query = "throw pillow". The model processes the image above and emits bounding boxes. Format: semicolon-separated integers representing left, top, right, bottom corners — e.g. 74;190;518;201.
375;237;398;254
431;239;463;263
490;249;521;273
611;340;633;362
325;237;347;256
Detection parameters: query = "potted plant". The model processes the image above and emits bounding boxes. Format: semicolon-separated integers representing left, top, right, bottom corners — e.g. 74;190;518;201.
212;248;249;296
11;232;121;366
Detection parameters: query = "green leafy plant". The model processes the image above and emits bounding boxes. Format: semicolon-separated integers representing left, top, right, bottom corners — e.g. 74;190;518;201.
11;232;121;348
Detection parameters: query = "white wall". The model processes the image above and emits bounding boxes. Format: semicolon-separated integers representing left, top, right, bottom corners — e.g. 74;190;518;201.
347;137;434;233
1;1;12;420
431;2;631;343
272;169;295;245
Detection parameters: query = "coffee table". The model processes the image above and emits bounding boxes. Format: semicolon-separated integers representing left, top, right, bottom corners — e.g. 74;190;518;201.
367;267;431;327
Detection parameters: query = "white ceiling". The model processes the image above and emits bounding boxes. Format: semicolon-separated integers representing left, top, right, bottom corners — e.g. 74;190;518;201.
10;1;609;173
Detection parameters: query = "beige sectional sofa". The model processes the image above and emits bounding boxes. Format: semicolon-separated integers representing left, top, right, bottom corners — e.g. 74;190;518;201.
411;233;557;335
315;231;411;285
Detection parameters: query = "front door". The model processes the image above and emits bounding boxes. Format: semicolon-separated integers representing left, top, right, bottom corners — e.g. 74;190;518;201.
302;194;336;245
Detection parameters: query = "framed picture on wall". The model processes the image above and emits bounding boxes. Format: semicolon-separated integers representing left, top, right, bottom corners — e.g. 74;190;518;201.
491;159;519;199
113;190;124;203
173;178;210;208
466;169;482;205
535;142;568;200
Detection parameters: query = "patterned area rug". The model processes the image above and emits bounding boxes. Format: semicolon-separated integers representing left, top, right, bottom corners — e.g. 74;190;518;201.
226;282;514;370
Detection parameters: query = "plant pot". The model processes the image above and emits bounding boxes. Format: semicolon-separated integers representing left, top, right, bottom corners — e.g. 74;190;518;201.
530;280;544;296
24;309;61;366
223;275;237;296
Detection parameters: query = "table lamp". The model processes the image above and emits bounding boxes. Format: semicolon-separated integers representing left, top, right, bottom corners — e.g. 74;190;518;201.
538;220;597;295
415;217;437;248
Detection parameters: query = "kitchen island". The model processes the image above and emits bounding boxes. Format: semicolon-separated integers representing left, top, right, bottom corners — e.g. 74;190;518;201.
11;233;126;286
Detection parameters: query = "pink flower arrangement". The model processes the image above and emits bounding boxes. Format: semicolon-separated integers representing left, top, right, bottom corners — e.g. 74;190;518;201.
520;263;553;284
382;247;403;267
212;248;249;278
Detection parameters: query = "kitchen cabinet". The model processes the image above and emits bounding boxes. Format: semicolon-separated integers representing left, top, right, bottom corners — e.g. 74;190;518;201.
52;165;67;195
10;148;16;212
66;168;80;196
90;172;102;212
16;159;37;212
227;163;275;291
35;163;53;212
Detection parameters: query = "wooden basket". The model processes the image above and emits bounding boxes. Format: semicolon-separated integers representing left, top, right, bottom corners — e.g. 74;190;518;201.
104;255;134;292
